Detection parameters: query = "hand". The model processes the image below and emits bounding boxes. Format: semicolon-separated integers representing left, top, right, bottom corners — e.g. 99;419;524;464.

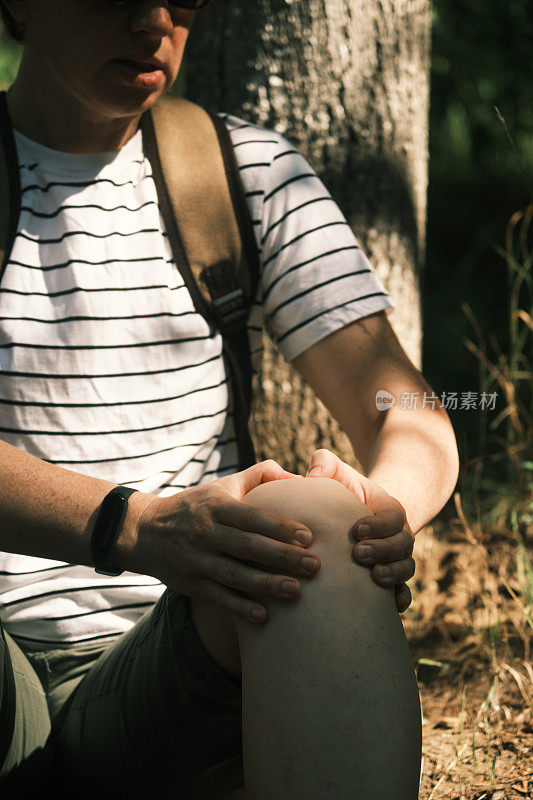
305;449;415;613
131;460;320;624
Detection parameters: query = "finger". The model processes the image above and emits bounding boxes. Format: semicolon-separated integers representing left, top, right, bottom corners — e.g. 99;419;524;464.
216;524;321;580
305;450;368;501
207;552;304;604
215;497;314;549
395;582;412;613
353;529;414;564
369;557;415;586
196;577;270;624
219;459;302;499
352;507;408;542
306;448;339;477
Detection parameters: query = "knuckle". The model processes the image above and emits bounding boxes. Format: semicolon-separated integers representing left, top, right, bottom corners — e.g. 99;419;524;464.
313;448;329;458
214;591;226;607
404;529;415;551
378;564;392;580
222;562;239;584
277;542;292;564
194;519;215;547
191;521;209;543
262;574;277;594
234;503;253;531
237;601;251;620
310;448;331;465
237;532;254;557
397;503;407;522
263;458;280;469
389;501;406;527
204;494;224;520
238;506;255;532
184;524;201;547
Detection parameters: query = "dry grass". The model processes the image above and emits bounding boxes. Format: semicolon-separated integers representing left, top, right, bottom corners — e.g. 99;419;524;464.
405;510;532;799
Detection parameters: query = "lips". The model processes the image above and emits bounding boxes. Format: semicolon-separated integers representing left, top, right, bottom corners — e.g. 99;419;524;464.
116;59;160;72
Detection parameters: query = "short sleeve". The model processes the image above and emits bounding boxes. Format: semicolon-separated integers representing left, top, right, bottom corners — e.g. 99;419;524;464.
219;114;396;364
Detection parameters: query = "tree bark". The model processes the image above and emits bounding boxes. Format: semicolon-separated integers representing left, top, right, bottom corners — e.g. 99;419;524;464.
186;0;431;475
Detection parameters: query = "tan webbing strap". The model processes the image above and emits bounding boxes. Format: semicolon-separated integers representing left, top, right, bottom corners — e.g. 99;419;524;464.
141;93;259;469
147;95;254;318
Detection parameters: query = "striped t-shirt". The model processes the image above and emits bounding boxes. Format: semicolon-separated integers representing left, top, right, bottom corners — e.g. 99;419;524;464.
0;112;395;648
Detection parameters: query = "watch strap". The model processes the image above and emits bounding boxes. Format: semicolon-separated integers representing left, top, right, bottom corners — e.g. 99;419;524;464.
91;486;138;577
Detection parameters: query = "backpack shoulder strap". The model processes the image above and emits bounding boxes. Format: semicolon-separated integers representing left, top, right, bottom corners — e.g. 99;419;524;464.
140;95;261;333
140;95;261;469
0;91;22;288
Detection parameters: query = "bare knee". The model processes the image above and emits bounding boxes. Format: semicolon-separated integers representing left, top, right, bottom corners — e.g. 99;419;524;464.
243;476;378;586
243;476;372;557
191;477;396;682
235;477;397;633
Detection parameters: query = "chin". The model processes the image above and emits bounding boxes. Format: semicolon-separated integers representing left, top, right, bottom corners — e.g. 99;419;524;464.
100;86;167;116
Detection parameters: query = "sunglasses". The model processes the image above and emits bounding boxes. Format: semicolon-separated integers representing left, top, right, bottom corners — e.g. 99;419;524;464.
103;0;210;8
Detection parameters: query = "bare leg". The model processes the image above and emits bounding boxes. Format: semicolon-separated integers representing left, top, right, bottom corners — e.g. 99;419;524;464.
191;477;421;799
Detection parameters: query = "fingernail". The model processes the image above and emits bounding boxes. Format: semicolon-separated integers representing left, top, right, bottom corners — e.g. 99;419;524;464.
357;523;371;539
379;566;391;578
302;557;319;573
356;544;373;559
294;529;312;546
306;466;322;477
281;581;297;595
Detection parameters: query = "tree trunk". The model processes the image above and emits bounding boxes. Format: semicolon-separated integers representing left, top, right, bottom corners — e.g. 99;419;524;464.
186;0;431;475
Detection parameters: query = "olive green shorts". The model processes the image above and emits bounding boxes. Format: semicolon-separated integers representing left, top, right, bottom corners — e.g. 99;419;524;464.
0;589;243;799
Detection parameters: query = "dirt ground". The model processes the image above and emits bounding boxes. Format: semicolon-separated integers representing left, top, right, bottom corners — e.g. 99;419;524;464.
404;510;532;799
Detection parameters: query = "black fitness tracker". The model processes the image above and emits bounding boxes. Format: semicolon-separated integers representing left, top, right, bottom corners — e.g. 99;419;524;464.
90;486;138;577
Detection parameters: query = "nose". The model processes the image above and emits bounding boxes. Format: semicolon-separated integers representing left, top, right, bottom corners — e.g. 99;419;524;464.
129;2;174;37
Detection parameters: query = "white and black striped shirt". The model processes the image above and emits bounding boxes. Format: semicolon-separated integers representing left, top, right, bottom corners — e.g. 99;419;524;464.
0;112;395;648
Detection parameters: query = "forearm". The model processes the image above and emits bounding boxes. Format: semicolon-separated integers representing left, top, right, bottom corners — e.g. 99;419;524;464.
355;406;460;534
0;438;153;569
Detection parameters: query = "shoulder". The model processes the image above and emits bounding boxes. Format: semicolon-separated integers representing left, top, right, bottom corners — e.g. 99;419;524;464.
214;112;299;171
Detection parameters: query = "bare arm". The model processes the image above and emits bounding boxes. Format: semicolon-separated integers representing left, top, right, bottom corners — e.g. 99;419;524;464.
292;310;459;534
0;439;323;623
0;437;153;568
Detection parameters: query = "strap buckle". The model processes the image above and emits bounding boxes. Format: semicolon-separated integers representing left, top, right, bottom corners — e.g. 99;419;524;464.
201;260;249;336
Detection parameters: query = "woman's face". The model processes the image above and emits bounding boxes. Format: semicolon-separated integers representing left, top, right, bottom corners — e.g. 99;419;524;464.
5;0;196;119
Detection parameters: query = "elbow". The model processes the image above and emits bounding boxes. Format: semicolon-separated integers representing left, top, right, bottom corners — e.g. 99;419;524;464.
438;410;461;503
449;438;460;497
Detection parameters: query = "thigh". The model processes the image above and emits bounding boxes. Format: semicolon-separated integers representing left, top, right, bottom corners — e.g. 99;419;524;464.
53;589;244;800
0;619;52;785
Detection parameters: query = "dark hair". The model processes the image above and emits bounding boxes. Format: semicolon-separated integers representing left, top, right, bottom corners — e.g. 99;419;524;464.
1;2;26;44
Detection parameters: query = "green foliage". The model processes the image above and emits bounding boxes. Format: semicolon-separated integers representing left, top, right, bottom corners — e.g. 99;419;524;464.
0;26;22;90
423;2;532;508
431;0;533;181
